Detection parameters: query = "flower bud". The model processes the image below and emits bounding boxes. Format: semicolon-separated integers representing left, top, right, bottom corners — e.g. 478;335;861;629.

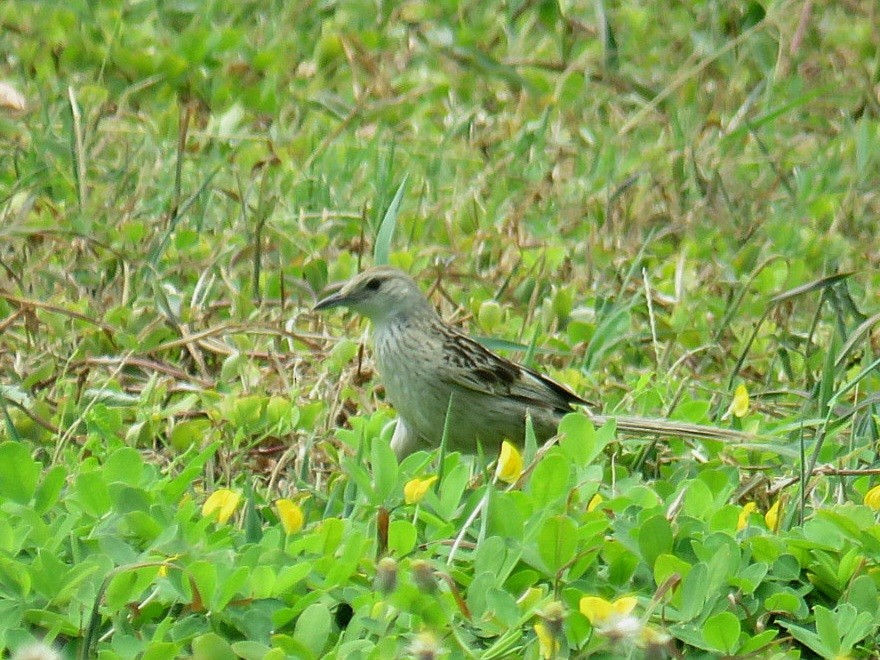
408;631;443;660
538;600;566;638
411;560;438;594
374;556;398;595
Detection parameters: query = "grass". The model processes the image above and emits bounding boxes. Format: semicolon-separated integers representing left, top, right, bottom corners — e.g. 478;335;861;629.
1;0;879;657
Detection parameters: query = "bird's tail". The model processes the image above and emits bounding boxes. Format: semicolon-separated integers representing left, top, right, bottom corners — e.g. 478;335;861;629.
589;414;750;442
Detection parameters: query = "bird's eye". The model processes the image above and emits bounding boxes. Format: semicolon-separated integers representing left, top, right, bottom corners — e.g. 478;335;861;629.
364;278;382;291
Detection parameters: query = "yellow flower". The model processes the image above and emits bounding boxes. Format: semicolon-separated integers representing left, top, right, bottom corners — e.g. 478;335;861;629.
587;493;603;512
534;622;559;659
737;502;759;531
276;499;305;534
864;485;880;511
580;596;641;639
496;440;523;484
202;489;241;524
403;476;438;504
765;499;782;531
728;384;750;418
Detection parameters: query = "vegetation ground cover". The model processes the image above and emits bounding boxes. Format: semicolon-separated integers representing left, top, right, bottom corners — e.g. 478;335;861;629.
1;0;879;657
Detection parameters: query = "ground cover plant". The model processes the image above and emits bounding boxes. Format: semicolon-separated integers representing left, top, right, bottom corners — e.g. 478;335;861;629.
1;0;879;657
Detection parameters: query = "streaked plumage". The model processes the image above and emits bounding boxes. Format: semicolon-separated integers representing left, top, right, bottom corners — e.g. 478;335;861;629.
315;266;739;457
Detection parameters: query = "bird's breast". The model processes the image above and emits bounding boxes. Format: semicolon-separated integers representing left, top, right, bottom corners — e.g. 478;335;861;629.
373;322;450;418
370;320;562;452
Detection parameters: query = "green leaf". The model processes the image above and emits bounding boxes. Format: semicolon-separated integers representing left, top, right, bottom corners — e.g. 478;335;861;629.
269;633;315;657
373;174;408;265
326;338;359;375
75;471;112;517
103;446;144;485
582;305;632;370
557;413;603;466
839;607;875;650
536;515;577;575
739;629;778;654
22;607;78;636
653;553;691;591
293;603;331;657
249;566;276;600
0;441;41;503
780;620;831;657
228;395;268;430
820;603;861;652
729;561;768;595
105;567;155;611
84;402;124;436
215;566;249;610
637;514;673;570
388;519;417;556
142;642;181;660
124;510;163;542
467;571;495;620
771;554;801;581
769;271;853;304
243;487;262;544
273;563;312;597
435;460;470;520
603;540;640;586
764;591;803;616
846;575;879;615
528;451;570;507
678;563;709;622
230;641;273;660
681;479;712;519
474;336;565;355
192;633;236;660
30;549;70;598
33;464;66;514
488;490;525;539
170;418;213;452
485;587;519;626
708;505;740;533
324;528;368;588
318;517;346;555
523;412;538;465
474;535;521;585
595;0;619;71
701;611;741;655
370;430;398;504
189;560;218;611
164;443;220;500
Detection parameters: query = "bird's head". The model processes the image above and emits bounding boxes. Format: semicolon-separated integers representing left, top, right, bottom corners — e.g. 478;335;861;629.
314;266;436;325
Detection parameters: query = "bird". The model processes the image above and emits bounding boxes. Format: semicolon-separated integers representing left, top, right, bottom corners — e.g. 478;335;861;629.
315;266;742;458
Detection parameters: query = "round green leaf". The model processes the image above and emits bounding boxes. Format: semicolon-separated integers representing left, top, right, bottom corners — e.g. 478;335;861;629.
293;603;331;657
537;515;577;575
638;514;673;569
0;441;41;504
702;611;741;655
192;632;236;660
388;519;417;556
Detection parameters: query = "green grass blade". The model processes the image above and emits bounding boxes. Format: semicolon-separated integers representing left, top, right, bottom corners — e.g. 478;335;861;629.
373;174;408;266
770;272;853;304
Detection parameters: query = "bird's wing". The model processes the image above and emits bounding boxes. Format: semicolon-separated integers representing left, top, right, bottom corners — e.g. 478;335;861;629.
438;329;585;413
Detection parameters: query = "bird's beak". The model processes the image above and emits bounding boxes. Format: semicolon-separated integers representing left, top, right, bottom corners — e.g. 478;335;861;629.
313;291;349;311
